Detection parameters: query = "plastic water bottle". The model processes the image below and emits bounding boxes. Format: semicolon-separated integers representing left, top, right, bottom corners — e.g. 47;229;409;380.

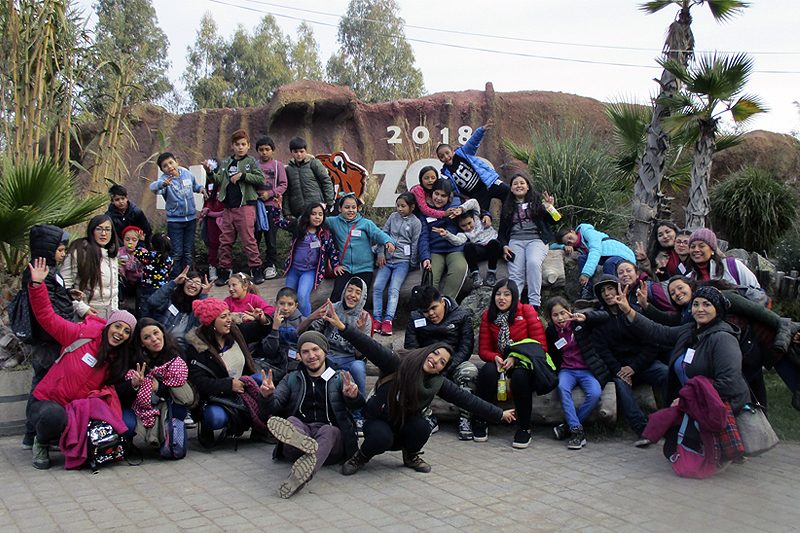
544;203;562;221
497;372;508;402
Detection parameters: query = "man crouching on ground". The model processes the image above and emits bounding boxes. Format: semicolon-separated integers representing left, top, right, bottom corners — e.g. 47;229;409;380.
259;331;364;498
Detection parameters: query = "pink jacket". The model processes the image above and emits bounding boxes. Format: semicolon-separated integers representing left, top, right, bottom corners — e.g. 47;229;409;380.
225;292;275;316
60;393;127;469
410;184;447;219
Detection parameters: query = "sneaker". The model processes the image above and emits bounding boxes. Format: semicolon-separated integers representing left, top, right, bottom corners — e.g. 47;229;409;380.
279;452;316;499
457;416;473;440
208;265;218;281
575;284;597;307
214;268;230;286
473;420;488;442
21;433;34;450
184;414;197;429
470;271;482;289
251;267;265;285
355;419;364;438
484;271;497;287
32;437;51;470
372;319;382;335
402;450;431;473
512;428;532;449
634;436;652;448
267;416;319;455
263;265;278;280
553;423;571;440
426;414;439;434
381;319;393;336
567;427;587;449
341;450;369;475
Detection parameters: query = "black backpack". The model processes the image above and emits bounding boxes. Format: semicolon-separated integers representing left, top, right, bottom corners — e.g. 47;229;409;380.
86;420;125;473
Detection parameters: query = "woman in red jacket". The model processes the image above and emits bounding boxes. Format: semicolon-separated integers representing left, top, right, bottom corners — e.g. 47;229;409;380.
473;279;547;448
26;257;137;470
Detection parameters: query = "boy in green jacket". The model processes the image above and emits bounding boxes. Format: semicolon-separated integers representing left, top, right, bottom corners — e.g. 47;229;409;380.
283;137;335;217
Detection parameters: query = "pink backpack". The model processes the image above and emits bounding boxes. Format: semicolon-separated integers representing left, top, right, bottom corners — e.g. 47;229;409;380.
669;414;719;479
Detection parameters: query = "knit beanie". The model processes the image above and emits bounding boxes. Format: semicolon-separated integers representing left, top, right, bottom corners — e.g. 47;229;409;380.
297;331;329;354
688;228;718;251
107;309;137;331
192;298;229;326
693;286;730;319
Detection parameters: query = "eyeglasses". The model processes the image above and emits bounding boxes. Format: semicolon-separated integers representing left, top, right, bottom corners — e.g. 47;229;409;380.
94;226;113;234
185;279;202;286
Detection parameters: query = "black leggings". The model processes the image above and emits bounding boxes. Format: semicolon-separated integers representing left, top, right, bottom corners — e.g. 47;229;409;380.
360;415;431;459
474;182;511;212
464;239;502;272
476;363;534;430
27;399;68;444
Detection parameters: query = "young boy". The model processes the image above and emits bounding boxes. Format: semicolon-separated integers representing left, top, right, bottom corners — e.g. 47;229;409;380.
255;136;287;280
283;137;335;218
106;184;152;247
150;152;207;276
553;223;636;304
258;287;305;384
203;129;265;286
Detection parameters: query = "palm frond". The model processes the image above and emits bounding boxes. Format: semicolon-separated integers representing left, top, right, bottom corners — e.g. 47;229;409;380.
638;1;678;14
706;0;750;22
728;95;768;123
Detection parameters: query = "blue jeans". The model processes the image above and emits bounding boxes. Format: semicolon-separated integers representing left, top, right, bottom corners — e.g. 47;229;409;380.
558;368;602;429
202;373;262;430
614;361;668;435
326;353;366;420
168;219;197;277
372;261;410;322
122;402;187;435
286;267;316;317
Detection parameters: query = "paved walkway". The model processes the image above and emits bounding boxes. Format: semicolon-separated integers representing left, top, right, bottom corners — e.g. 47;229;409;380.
1;426;798;532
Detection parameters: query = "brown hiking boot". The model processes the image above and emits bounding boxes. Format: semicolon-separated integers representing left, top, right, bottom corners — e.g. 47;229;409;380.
402;450;431;473
341;450;369;476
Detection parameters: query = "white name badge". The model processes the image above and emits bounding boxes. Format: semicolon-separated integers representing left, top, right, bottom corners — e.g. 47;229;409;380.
310;240;321;249
288;349;298;360
678;263;687;274
520;203;529;209
414;318;427;328
684;348;696;365
321;367;336;382
403;244;411;256
425;217;437;223
208;183;214;191
554;337;568;350
55;274;65;287
168;304;179;316
82;353;98;367
351;229;362;237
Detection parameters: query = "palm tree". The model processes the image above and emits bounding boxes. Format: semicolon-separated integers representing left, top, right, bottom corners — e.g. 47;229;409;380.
659;52;766;229
629;0;749;241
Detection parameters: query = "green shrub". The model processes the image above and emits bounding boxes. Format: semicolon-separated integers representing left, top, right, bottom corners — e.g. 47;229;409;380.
505;122;631;237
710;166;797;253
773;226;800;273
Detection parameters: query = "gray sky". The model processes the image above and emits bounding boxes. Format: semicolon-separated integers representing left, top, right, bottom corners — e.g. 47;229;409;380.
83;0;800;134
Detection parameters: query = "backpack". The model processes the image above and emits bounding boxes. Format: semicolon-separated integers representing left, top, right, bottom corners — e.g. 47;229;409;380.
668;414;718;479
724;256;770;307
160;401;187;460
8;288;33;343
86;419;125;473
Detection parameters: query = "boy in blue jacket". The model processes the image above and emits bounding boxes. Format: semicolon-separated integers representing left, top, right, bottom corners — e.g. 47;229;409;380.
436;120;510;212
151;152;207;276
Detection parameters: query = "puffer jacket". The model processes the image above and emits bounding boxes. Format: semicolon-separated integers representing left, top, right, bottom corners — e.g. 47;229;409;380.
405;297;473;374
147;280;207;350
550;223;636;278
479;303;547;363
283;156;335;217
546;320;616;387
440;127;502;194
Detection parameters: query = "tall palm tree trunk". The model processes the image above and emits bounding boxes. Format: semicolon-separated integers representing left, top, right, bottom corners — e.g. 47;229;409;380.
685;119;716;230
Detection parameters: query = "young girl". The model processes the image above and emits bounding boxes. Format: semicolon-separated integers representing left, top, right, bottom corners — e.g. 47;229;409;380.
687;228;763;303
409;166;458;219
672;230;693;276
148;267;209;351
271;202;342;317
133;232;173;319
225;272;275;321
325;192;395;303
545;296;615;450
373;192;421;336
635;221;686;281
200;170;225;281
474;279;547;449
421;180;468;300
118;226;144;310
498;173;558;308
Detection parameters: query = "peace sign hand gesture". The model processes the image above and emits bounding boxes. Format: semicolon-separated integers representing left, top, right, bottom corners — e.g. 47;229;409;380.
259;369;275;397
341;371;358;399
130;362;148;389
174;266;190;285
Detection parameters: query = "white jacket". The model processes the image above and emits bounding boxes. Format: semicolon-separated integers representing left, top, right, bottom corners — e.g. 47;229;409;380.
60;247;119;319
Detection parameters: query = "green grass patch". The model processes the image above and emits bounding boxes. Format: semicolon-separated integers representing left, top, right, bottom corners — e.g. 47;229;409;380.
764;369;800;441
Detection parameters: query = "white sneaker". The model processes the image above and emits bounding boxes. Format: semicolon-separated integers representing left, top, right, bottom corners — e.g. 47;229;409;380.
184;414;197;429
208;266;218;281
264;265;278;279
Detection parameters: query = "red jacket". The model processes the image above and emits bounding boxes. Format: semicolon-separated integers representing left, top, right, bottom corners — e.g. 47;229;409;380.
29;282;112;406
478;303;547;363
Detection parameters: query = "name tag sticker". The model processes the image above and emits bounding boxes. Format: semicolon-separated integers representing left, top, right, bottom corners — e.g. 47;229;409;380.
288;349;298;360
520;203;529;209
426;217;437;223
55;274;65;287
414;318;427;328
351;229;362;237
403;244;411;256
554;337;568;350
208;183;214;191
82;353;97;367
678;263;687;274
310;240;321;249
168;304;179;316
684;348;696;365
321;367;336;382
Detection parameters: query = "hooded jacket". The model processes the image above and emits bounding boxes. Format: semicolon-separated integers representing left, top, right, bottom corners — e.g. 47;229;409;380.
212;154;264;206
546;318;616;387
416;197;465;260
308;278;372;358
271;209;341;289
106;199;153;246
324;212;395;274
550;223;636;278
22;224;75;343
283;155;335;218
405;296;474;374
150;166;203;222
440;127;502;195
147;280;208;351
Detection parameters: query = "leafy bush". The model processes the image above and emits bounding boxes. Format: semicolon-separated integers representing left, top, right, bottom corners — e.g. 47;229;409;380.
773;226;800;273
505;122;631;236
710;166;797;253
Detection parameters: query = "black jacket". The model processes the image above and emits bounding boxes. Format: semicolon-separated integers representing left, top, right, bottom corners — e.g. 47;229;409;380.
497;204;554;247
262;366;365;458
343;325;503;423
546;320;616;387
106;200;153;246
404;297;474;375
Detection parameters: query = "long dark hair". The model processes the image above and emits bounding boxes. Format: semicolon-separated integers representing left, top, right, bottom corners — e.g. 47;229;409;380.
487;278;520;322
647;220;680;265
134;318;183;367
387;342;453;427
171;270;203;312
67;214;118;297
97;323;135;384
295;202;326;239
500;173;545;228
